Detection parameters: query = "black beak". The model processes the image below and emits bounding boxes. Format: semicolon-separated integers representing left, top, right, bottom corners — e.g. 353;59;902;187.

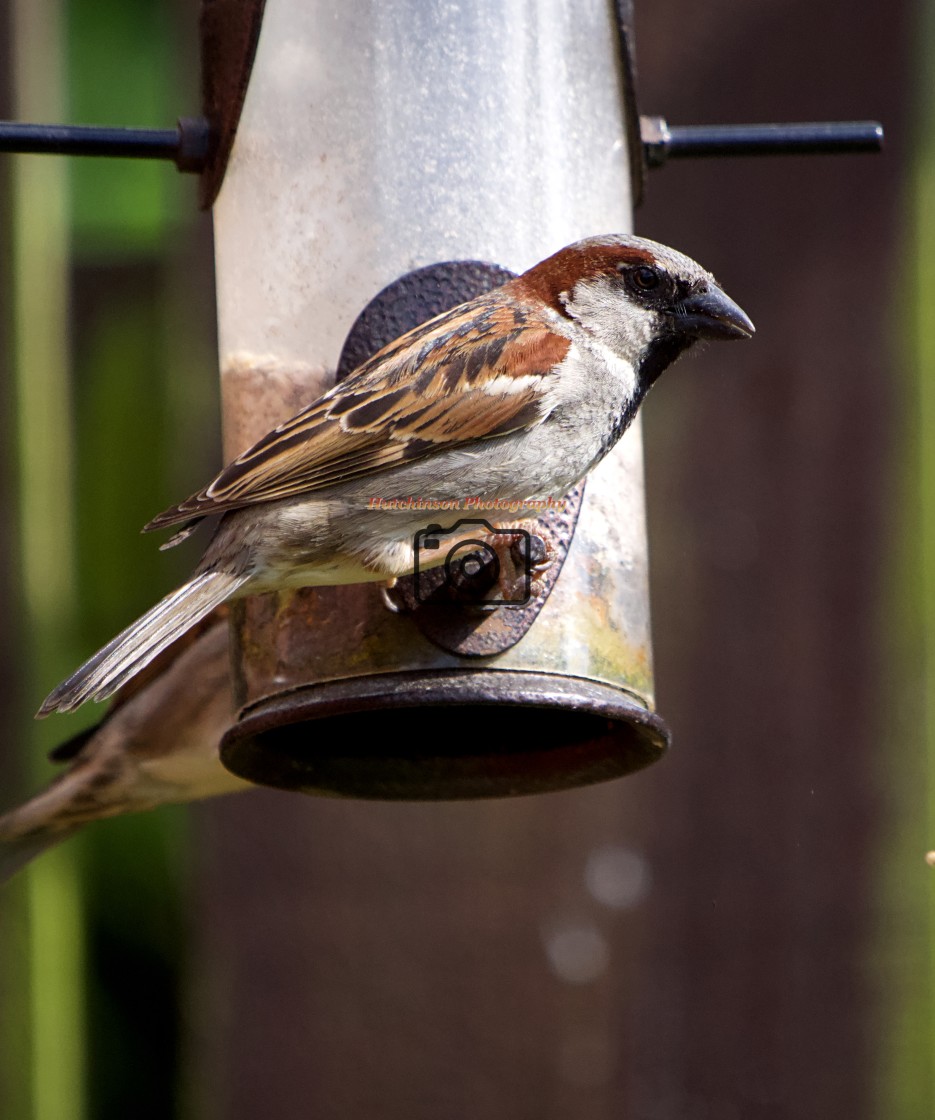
678;285;755;341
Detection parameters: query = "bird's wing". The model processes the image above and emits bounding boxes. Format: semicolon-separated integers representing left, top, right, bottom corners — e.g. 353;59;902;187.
145;288;570;533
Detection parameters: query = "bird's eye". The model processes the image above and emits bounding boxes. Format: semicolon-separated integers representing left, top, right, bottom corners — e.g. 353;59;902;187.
629;265;662;291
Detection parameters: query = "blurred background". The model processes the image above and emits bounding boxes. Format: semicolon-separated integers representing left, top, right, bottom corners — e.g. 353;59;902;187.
0;1;926;1118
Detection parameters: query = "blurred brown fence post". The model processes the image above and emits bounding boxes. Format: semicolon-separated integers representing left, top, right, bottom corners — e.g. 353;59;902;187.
631;2;909;1116
189;2;910;1118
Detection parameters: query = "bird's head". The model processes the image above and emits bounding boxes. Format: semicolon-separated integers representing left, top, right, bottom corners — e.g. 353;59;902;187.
519;233;754;389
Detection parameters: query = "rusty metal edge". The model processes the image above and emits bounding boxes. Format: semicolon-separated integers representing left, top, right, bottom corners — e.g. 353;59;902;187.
220;669;671;800
198;0;268;209
611;0;646;208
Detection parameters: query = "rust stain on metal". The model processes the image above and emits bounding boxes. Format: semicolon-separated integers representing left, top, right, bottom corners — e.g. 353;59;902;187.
221;353;332;459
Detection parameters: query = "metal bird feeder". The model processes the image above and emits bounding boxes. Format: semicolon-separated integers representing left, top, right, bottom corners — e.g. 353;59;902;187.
208;0;663;799
0;0;883;799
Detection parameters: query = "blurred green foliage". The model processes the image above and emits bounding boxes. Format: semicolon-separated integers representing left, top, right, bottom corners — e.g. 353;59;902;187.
3;1;211;1118
68;0;176;256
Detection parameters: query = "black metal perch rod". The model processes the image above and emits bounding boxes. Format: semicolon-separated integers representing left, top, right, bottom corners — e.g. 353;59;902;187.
640;117;884;166
0;116;884;174
0;117;211;171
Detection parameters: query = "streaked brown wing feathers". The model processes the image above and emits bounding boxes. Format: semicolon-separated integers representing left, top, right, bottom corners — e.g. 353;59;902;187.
145;290;569;533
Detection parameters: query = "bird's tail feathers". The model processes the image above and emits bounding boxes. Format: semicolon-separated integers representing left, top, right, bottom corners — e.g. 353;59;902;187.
37;569;248;717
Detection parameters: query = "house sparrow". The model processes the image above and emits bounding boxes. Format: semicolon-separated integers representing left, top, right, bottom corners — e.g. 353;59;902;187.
38;233;753;717
2;612;249;883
